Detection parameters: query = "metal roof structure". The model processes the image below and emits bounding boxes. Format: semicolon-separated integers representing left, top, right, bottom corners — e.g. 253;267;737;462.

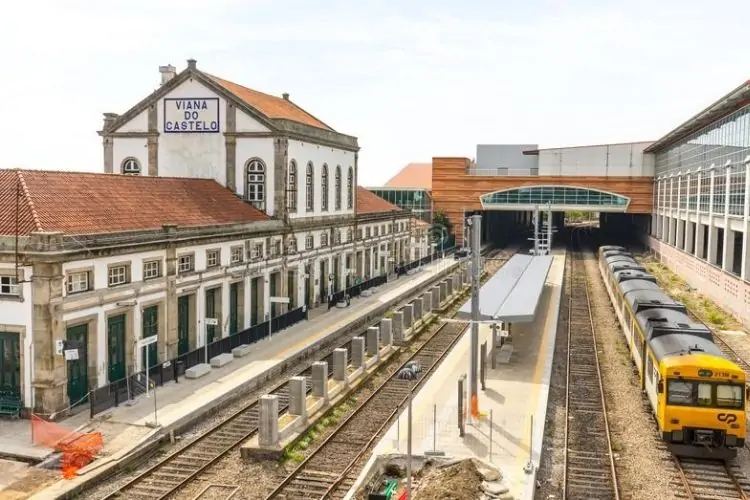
457;253;554;323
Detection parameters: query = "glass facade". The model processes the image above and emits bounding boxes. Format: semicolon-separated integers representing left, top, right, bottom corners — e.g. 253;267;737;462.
480;186;629;208
369;188;432;222
655;104;749;216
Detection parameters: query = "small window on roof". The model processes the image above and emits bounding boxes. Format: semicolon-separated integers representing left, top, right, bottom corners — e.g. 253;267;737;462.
121;157;141;175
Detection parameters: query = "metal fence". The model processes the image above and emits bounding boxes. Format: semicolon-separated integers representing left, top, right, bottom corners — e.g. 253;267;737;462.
89;306;308;418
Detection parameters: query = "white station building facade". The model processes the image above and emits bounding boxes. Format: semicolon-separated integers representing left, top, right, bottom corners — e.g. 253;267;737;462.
0;59;431;415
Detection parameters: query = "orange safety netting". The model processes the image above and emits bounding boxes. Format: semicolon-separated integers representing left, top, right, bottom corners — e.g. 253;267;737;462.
31;415;103;479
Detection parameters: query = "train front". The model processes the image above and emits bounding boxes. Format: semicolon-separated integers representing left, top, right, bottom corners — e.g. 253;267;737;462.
659;355;746;459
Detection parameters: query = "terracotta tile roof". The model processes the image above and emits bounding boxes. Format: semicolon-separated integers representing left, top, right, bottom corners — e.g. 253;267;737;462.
204;73;334;131
0;169;269;236
384;163;432;190
413;219;430;227
356;187;403;215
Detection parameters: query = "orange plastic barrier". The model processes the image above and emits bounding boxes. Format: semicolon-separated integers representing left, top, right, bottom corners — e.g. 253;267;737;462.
31;415;103;479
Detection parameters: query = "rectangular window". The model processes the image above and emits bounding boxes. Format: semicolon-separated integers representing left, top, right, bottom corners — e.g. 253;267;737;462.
717;384;744;409
271;240;282;257
251;243;263;260
667;379;744;409
0;275;19;296
143;260;161;280
108;265;130;287
306;235;314;250
178;254;194;274
206;249;220;268
334;230;341;245
366;227;371;238
230;245;244;264
358;229;363;240
66;271;90;294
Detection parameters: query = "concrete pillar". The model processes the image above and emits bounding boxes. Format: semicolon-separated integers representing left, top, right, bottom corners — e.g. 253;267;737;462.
311;361;328;403
446;276;454;296
288;376;307;422
402;304;413;329
259;395;279;448
432;286;440;308
380;318;393;345
366;326;380;357
452;274;460;294
742;222;750;280
695;222;705;258
685;220;695;253
675;218;684;248
723;228;735;273
422;292;432;314
708;224;719;265
392;312;404;342
352;336;365;367
412;299;422;321
333;348;348;382
440;281;448;303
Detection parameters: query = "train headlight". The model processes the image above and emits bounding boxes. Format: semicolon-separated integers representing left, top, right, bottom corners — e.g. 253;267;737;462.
671;430;684;443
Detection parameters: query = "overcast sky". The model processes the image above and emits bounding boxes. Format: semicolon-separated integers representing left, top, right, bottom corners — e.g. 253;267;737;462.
1;0;748;185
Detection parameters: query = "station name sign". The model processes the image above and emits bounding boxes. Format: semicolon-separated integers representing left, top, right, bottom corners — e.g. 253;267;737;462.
163;97;220;133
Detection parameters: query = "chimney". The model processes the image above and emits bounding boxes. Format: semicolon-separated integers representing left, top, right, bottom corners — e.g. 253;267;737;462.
187;58;197;70
282;93;290;101
159;64;177;85
103;112;119;130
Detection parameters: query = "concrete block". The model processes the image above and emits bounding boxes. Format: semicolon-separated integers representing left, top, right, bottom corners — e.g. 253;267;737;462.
367;326;380;357
288;376;307;421
380;319;393;345
422;292;432;314
440;281;448;303
312;361;328;402
446;276;453;296
232;344;253;358
352;337;365;368
402;304;413;329
452;274;460;293
432;286;440;308
185;363;211;379
333;348;348;382
210;353;233;368
361;288;373;297
412;299;422;321
392;312;404;342
259;395;279;448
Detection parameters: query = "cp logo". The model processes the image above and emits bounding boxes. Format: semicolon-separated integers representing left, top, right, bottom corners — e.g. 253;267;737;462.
718;413;738;424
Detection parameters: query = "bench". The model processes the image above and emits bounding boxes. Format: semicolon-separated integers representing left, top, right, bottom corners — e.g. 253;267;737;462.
0;393;21;418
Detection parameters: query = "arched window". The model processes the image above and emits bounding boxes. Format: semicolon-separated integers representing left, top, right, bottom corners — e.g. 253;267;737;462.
347;166;354;209
287;160;298;213
306;162;314;212
321;164;329;211
245;158;266;211
121;157;141;175
335;165;342;210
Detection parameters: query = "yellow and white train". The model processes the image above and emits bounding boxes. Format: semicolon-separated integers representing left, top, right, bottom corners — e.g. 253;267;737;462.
597;245;747;458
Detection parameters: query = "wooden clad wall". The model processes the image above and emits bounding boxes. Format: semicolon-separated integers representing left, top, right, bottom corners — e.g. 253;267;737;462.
432;157;654;240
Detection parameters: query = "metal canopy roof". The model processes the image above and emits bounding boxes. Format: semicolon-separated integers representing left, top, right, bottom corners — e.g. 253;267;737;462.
457;253;553;323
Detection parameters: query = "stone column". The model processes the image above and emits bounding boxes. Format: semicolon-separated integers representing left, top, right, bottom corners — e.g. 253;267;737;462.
422;292;432;315
288;376;307;423
380;319;393;345
333;348;348;382
352;337;365;368
432;286;440;309
446;276;454;297
402;304;413;330
392;312;404;342
259;395;279;447
440;281;448;303
412;299;422;321
366;326;380;359
311;361;328;403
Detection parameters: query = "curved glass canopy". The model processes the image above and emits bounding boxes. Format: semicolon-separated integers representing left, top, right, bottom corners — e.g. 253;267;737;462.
480;185;630;211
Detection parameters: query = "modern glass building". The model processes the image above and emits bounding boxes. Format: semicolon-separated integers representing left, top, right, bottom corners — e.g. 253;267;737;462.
368;188;433;223
480;186;630;211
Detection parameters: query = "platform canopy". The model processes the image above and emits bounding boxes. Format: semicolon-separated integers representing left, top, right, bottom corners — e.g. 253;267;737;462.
457;253;553;323
479;185;630;212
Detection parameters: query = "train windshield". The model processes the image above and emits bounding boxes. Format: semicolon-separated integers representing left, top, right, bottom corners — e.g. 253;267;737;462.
667;379;744;409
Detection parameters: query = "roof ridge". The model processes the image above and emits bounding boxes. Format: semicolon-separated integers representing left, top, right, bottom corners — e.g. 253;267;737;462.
16;170;43;232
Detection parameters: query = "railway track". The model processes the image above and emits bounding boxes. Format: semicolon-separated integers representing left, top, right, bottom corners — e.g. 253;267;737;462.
672;456;750;500
562;247;619;500
98;257;476;500
264;248;511;500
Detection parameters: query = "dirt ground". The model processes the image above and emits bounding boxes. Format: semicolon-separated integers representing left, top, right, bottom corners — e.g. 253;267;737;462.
413;460;484;500
0;459;57;500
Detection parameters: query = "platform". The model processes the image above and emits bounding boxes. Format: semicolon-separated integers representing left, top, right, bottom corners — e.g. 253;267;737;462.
355;251;564;500
0;257;460;500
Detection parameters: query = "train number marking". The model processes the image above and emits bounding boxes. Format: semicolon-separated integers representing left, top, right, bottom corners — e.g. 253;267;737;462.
718;413;738;424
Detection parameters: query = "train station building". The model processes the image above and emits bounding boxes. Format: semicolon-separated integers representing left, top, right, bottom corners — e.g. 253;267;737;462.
0;60;431;415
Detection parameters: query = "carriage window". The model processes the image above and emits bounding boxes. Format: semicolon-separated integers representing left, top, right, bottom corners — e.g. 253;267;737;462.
697;383;712;406
717;384;744;409
667;380;693;405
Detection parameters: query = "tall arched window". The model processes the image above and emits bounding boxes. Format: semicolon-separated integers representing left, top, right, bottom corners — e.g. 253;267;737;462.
245;158;266;211
321;164;329;212
347;166;354;209
335;165;342;210
287;160;298;213
306;162;314;212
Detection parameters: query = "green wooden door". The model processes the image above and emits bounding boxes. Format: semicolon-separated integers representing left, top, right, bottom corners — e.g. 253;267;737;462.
205;288;217;344
107;315;126;382
0;332;21;397
270;274;278;318
229;282;239;334
178;296;190;355
66;325;88;405
141;306;158;370
251;278;260;326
